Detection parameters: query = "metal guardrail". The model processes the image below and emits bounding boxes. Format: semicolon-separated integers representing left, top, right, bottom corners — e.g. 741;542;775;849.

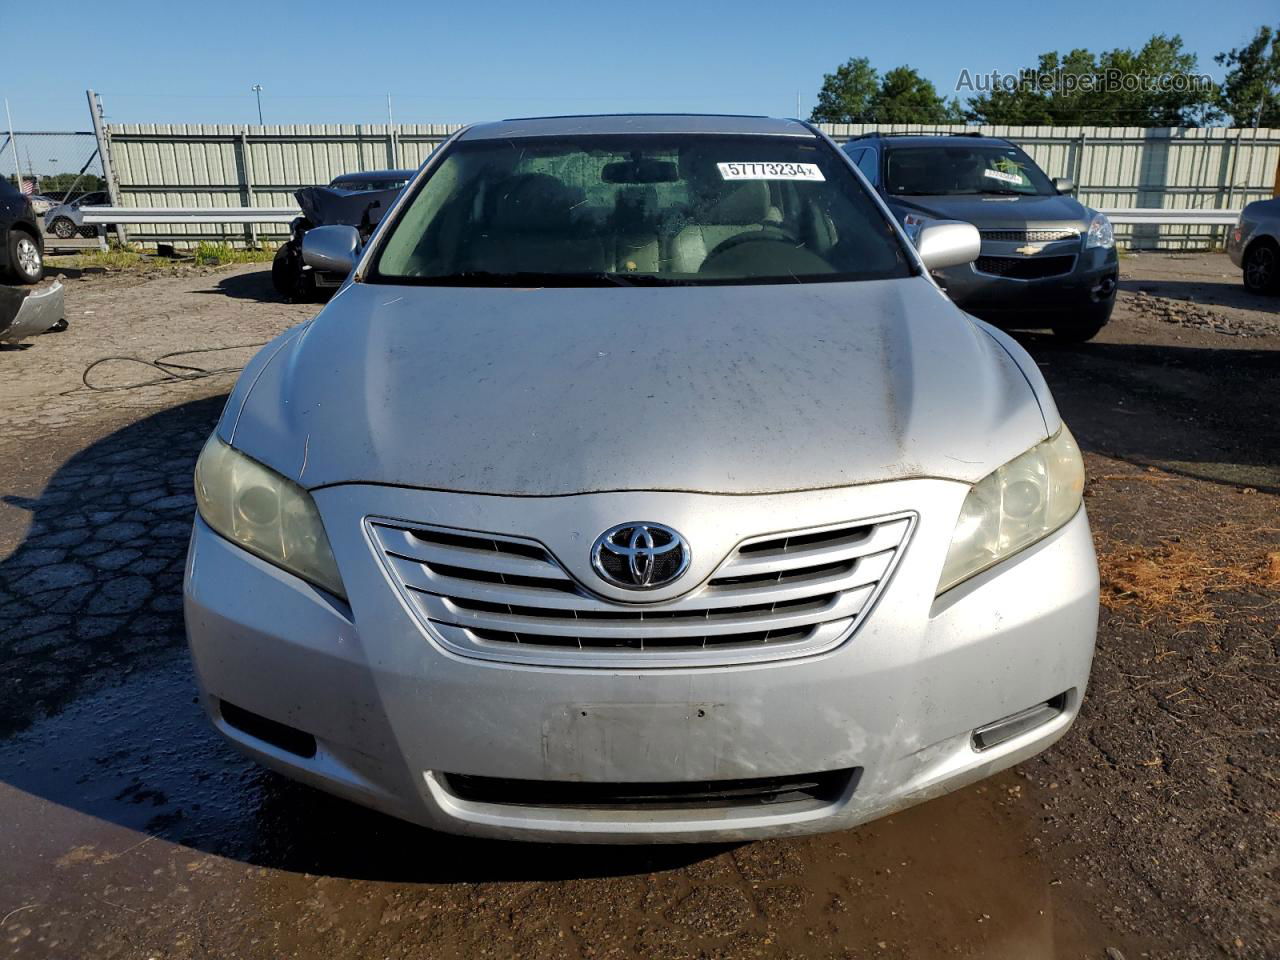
77;205;1244;228
1100;208;1242;226
79;206;300;225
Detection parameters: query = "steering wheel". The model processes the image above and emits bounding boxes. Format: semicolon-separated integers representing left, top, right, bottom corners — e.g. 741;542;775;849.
705;226;797;260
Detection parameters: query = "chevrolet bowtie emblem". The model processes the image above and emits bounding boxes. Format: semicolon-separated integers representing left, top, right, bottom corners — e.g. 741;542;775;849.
1015;244;1044;255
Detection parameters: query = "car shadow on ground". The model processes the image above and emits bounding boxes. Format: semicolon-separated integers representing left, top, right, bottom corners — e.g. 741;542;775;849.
0;395;724;884
1014;334;1280;493
198;266;332;306
189;267;282;302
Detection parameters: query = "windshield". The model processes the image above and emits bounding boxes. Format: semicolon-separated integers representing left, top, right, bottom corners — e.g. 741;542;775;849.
884;144;1054;197
370;134;912;286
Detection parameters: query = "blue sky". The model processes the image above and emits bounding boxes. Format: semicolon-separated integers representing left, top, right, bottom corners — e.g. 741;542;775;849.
5;0;1276;130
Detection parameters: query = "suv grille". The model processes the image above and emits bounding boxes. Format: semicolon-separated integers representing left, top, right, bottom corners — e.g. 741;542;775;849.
369;513;913;667
975;255;1076;280
980;228;1080;243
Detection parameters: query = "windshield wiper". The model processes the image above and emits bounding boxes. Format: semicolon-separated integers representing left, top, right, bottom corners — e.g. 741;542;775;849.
403;270;665;287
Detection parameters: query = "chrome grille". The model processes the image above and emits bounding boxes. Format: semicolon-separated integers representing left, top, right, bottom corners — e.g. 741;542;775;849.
368;513;913;668
980;228;1080;243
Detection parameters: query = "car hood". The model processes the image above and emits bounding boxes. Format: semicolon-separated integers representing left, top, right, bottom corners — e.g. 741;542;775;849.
225;276;1050;495
892;193;1090;227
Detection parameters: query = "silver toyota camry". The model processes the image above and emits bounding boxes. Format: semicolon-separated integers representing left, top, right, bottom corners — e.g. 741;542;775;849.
184;114;1098;843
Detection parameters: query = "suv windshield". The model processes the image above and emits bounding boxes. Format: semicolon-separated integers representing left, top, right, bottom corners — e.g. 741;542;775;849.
884;143;1054;197
371;134;912;286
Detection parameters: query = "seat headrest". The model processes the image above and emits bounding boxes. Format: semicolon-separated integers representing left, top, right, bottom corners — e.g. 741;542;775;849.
490;173;586;230
705;181;772;225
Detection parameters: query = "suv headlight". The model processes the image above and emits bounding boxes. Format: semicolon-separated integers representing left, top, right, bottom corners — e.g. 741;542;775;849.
194;434;346;599
938;427;1085;594
1084;212;1114;250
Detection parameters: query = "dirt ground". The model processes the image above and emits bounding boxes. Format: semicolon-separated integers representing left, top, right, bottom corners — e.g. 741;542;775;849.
0;253;1275;959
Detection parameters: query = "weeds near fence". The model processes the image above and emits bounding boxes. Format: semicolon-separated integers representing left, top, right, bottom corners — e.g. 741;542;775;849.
192;241;276;266
48;244;146;271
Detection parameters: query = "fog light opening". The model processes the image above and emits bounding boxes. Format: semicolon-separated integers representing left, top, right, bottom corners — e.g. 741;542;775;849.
1091;276;1117;301
219;699;318;759
971;692;1069;752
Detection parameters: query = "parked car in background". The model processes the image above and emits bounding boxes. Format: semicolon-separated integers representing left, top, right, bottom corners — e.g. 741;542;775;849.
186;115;1097;844
1227;196;1280;294
843;133;1119;342
44;190;111;239
271;169;414;300
0;178;44;283
27;194;58;216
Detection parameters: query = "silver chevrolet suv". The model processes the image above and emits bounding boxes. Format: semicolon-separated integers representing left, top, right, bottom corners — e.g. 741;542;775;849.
843;133;1119;341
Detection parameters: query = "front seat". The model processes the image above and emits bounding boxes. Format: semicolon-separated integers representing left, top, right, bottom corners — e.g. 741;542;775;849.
667;181;781;274
461;173;604;275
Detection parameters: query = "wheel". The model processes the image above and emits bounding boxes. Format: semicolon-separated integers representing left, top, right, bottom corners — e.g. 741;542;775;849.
7;229;43;284
1052;302;1112;343
50;217;76;239
1242;239;1280;295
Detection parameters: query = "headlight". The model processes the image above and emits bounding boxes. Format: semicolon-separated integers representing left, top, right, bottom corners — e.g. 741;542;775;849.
1084;213;1114;250
194;435;346;599
938;427;1085;594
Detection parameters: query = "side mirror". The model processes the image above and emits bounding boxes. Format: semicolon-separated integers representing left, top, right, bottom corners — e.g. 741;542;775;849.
301;224;361;275
916;220;981;271
1053;177;1076;195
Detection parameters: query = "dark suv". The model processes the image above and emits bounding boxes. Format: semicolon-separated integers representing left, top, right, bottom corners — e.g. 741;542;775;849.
0;179;44;284
843;134;1118;341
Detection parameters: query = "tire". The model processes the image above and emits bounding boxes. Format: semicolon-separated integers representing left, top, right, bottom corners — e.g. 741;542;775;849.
271;243;318;302
1052;301;1112;343
50;217;76;239
7;229;43;284
1242;239;1280;295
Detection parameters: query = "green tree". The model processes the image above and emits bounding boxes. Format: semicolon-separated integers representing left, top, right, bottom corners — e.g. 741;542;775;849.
810;57;880;123
1216;24;1280;127
811;59;961;124
966;35;1217;126
870;66;962;123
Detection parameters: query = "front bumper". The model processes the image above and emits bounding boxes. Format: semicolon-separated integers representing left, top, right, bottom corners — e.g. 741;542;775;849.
934;244;1119;325
184;479;1098;843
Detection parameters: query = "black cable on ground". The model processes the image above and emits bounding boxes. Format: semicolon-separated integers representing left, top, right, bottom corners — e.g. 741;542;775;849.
67;342;271;394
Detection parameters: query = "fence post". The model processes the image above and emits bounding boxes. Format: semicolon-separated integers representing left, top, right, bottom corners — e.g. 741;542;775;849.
1074;132;1087;196
86;89;127;246
239;128;258;247
1225;129;1244;211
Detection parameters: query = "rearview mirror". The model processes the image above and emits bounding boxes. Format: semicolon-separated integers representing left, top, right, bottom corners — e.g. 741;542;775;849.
916;221;981;271
1053;177;1076;195
301;224;361;275
601;159;679;184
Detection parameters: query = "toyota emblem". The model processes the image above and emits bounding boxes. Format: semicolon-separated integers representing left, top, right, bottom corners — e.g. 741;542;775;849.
591;522;690;590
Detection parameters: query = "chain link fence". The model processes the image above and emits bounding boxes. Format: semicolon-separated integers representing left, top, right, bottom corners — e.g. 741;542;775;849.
1;131;107;240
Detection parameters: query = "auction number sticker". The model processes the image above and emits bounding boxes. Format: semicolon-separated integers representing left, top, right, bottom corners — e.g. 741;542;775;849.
983;168;1024;185
717;162;825;181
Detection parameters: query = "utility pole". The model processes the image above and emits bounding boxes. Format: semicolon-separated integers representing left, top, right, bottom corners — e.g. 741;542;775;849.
4;99;20;188
252;84;264;125
387;93;394;127
86;89;127;246
796;90;801;119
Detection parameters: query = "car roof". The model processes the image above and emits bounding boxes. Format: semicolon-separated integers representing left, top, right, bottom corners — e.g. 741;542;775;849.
847;133;1013;149
330;169;415;183
460;114;815;141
